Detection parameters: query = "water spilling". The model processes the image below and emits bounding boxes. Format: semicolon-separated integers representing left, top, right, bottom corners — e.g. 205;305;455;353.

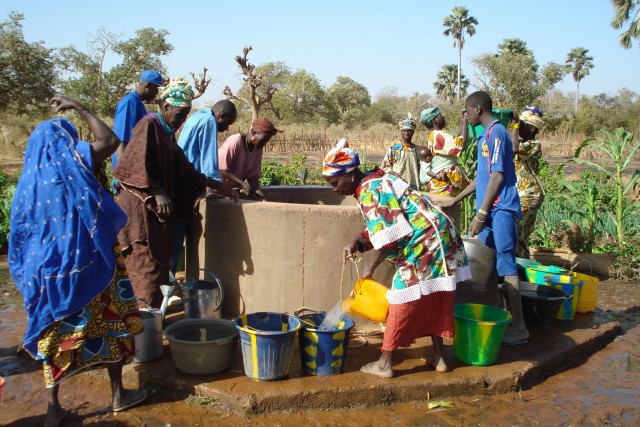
318;299;352;330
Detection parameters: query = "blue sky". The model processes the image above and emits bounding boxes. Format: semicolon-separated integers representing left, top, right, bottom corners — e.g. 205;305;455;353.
3;0;637;107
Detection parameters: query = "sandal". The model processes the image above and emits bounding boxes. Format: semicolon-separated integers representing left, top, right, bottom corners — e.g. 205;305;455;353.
112;390;147;412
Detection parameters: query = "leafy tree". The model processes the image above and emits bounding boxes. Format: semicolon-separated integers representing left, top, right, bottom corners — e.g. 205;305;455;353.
271;69;325;124
0;12;56;115
434;64;468;102
232;60;290;121
57;27;174;117
565;47;594;114
610;0;640;49
442;6;478;100
324;76;371;128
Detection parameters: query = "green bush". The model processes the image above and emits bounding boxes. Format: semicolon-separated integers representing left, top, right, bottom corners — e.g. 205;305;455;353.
0;169;18;250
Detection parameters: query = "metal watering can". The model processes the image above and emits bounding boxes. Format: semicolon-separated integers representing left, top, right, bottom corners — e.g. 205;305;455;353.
181;268;224;319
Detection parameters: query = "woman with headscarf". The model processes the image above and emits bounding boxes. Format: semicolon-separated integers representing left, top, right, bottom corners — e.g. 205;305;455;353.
113;78;238;307
9;95;146;426
218;117;280;200
380;113;421;190
509;105;545;258
323;139;470;378
418;106;470;196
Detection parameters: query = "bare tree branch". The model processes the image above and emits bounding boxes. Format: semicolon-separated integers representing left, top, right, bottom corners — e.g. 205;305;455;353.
191;67;211;100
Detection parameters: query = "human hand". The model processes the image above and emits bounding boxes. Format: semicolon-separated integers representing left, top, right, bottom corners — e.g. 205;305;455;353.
343;237;361;261
361;263;375;279
467;217;484;237
434;197;456;208
217;182;239;202
154;191;173;218
49;94;81;114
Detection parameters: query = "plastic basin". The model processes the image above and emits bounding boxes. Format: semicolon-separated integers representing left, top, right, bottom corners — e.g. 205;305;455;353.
468;110;514;138
298;313;355;376
515;257;541;282
525;265;568;285
500;282;570;330
163;319;238;375
235;312;301;381
454;303;512;366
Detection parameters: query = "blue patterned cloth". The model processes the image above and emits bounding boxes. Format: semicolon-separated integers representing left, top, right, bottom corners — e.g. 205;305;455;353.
9;118;128;355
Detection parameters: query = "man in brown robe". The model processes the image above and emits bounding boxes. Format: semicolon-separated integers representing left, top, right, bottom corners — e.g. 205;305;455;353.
113;78;237;307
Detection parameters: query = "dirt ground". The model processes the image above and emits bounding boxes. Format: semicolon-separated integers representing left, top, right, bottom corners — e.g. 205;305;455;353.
1;253;639;426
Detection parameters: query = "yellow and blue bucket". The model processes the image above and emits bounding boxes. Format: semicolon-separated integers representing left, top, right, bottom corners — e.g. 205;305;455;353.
298;313;355;376
543;274;584;320
454;303;512;366
234;312;301;381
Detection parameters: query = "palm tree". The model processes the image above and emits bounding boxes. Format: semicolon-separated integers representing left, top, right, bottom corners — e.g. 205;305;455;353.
434;64;468;102
610;0;640;49
497;38;533;57
565;47;594;113
443;6;478;100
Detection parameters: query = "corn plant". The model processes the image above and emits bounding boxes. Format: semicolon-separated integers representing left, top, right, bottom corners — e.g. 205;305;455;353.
570;128;640;248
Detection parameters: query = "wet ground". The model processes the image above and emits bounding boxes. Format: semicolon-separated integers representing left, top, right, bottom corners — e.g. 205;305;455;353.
1;258;639;426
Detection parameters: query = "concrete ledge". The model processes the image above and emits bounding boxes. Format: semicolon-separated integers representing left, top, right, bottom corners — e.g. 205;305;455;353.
119;312;621;415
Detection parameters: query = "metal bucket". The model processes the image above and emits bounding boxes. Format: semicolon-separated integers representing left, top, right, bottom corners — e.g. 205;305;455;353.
182;269;224;319
134;308;164;362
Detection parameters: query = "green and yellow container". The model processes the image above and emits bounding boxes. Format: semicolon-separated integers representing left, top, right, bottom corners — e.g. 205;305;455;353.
453;303;512;366
543;274;584;320
525;265;568;285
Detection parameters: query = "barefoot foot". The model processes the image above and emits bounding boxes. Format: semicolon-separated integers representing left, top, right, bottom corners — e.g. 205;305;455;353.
360;361;393;378
423;354;448;372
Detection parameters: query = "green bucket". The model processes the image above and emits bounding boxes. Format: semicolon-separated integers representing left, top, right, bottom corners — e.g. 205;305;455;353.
454;303;512;366
468;109;514;139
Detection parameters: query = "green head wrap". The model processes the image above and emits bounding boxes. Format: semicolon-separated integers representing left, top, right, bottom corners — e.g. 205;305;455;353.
420;106;440;126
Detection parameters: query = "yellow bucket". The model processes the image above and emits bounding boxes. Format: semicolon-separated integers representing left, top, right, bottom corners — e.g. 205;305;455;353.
347;278;389;323
572;271;599;313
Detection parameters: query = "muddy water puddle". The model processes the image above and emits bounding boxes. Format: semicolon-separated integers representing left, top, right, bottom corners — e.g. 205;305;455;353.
1;268;639;426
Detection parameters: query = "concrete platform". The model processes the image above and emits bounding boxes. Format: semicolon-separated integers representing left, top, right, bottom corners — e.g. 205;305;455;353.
116;311;621;415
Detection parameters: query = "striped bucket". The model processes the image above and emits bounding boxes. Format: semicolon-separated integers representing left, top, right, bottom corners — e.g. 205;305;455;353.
454;303;512;366
298;313;355;376
543;274;584;320
234;312;301;381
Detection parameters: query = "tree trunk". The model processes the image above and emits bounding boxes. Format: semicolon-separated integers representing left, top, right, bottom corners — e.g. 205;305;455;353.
457;45;462;100
575;80;580;114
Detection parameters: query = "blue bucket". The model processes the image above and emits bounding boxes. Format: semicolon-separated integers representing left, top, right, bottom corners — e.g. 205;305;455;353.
298;313;355;376
234;312;301;381
543;275;584;320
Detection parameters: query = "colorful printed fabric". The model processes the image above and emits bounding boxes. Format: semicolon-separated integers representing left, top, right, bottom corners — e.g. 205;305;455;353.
380;142;421;189
515;140;544;257
519;105;544;129
419;106;440;126
37;245;142;387
9;118;128;356
398;112;417;130
322;138;360;176
422;130;470;196
159;77;194;107
355;170;470;305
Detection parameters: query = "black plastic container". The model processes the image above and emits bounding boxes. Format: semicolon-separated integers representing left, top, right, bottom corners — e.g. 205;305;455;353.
500;282;571;330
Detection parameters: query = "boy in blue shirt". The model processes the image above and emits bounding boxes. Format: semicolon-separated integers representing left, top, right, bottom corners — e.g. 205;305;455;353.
438;91;528;345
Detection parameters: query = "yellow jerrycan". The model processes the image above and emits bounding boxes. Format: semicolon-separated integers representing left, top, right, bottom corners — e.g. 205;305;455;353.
346;277;390;323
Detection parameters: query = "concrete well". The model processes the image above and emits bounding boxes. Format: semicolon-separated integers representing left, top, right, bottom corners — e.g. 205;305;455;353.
187;186;461;318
